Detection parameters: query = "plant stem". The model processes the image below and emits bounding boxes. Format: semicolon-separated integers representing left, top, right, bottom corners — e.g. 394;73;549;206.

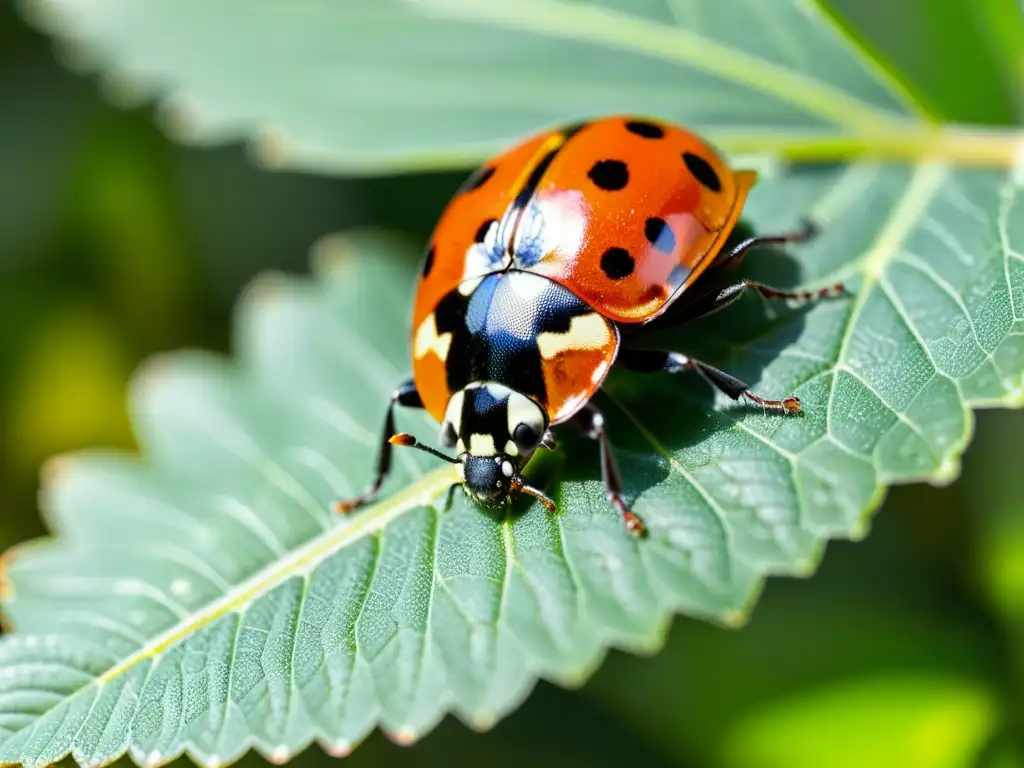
715;125;1024;168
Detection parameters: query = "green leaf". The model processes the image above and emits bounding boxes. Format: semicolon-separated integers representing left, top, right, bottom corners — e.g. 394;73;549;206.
19;0;1020;173
5;0;1024;765
2;159;1023;767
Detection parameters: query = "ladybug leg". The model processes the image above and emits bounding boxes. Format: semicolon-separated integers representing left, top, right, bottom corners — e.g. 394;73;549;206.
699;275;846;316
733;278;847;304
656;276;846;329
714;218;820;268
333;379;424;514
572;404;646;536
618;348;801;415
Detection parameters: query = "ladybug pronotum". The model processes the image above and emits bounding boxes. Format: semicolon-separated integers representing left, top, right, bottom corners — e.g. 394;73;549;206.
336;115;845;536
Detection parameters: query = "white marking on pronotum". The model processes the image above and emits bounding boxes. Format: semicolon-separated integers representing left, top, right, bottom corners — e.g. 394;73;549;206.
413;314;453;360
501;461;514;477
536;312;610;358
504;270;549;301
457;274;484;296
481;382;506;400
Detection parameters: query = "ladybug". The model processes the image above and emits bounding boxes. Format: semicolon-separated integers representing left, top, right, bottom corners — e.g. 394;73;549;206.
335;115;844;535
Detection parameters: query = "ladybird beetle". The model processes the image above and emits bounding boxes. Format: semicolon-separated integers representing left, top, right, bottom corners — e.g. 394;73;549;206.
335;115;844;535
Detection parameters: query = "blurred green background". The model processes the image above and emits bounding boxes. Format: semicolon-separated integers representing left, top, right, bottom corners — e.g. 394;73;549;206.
2;0;1023;766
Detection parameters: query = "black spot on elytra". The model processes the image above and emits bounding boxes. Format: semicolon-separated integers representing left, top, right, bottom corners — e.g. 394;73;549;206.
625;120;664;139
461;165;495;193
588;159;629;191
601;247;634;279
644;217;676;255
683;152;722;192
422;245;436;277
475;218;497;244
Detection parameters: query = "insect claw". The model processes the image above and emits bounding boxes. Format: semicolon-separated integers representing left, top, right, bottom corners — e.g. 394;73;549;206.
623;510;646;536
333;499;362;514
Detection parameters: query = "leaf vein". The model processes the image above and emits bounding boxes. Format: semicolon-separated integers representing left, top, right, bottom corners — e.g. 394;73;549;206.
410;0;912;132
609;397;739;577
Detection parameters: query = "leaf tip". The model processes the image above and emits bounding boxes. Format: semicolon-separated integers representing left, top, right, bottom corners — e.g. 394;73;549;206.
721;609;749;628
389;726;420;747
467;711;499;731
934;455;962;486
131;353;181;396
310;232;355;278
321;742;352;759
267;745;292;765
0;549;14;601
155;92;208;145
240;271;291;310
140;750;167;768
40;453;74;489
250;126;295;171
37;453;75;518
792;557;819;578
848;519;871;541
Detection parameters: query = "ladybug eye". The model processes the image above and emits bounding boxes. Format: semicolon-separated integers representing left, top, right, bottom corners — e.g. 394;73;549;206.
513;422;540;449
440;422;457;448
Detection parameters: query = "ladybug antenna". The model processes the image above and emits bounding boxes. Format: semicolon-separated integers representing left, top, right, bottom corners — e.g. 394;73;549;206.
388;433;459;464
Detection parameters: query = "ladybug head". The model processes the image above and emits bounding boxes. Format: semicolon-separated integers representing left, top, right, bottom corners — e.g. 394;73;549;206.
387;382;556;511
446;383;555;508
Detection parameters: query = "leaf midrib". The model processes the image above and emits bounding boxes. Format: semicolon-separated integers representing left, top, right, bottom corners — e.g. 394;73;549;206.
84;464;461;688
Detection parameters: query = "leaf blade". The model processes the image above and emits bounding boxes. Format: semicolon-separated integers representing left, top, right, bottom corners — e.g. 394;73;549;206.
2;161;1023;766
21;0;934;174
4;0;1024;764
